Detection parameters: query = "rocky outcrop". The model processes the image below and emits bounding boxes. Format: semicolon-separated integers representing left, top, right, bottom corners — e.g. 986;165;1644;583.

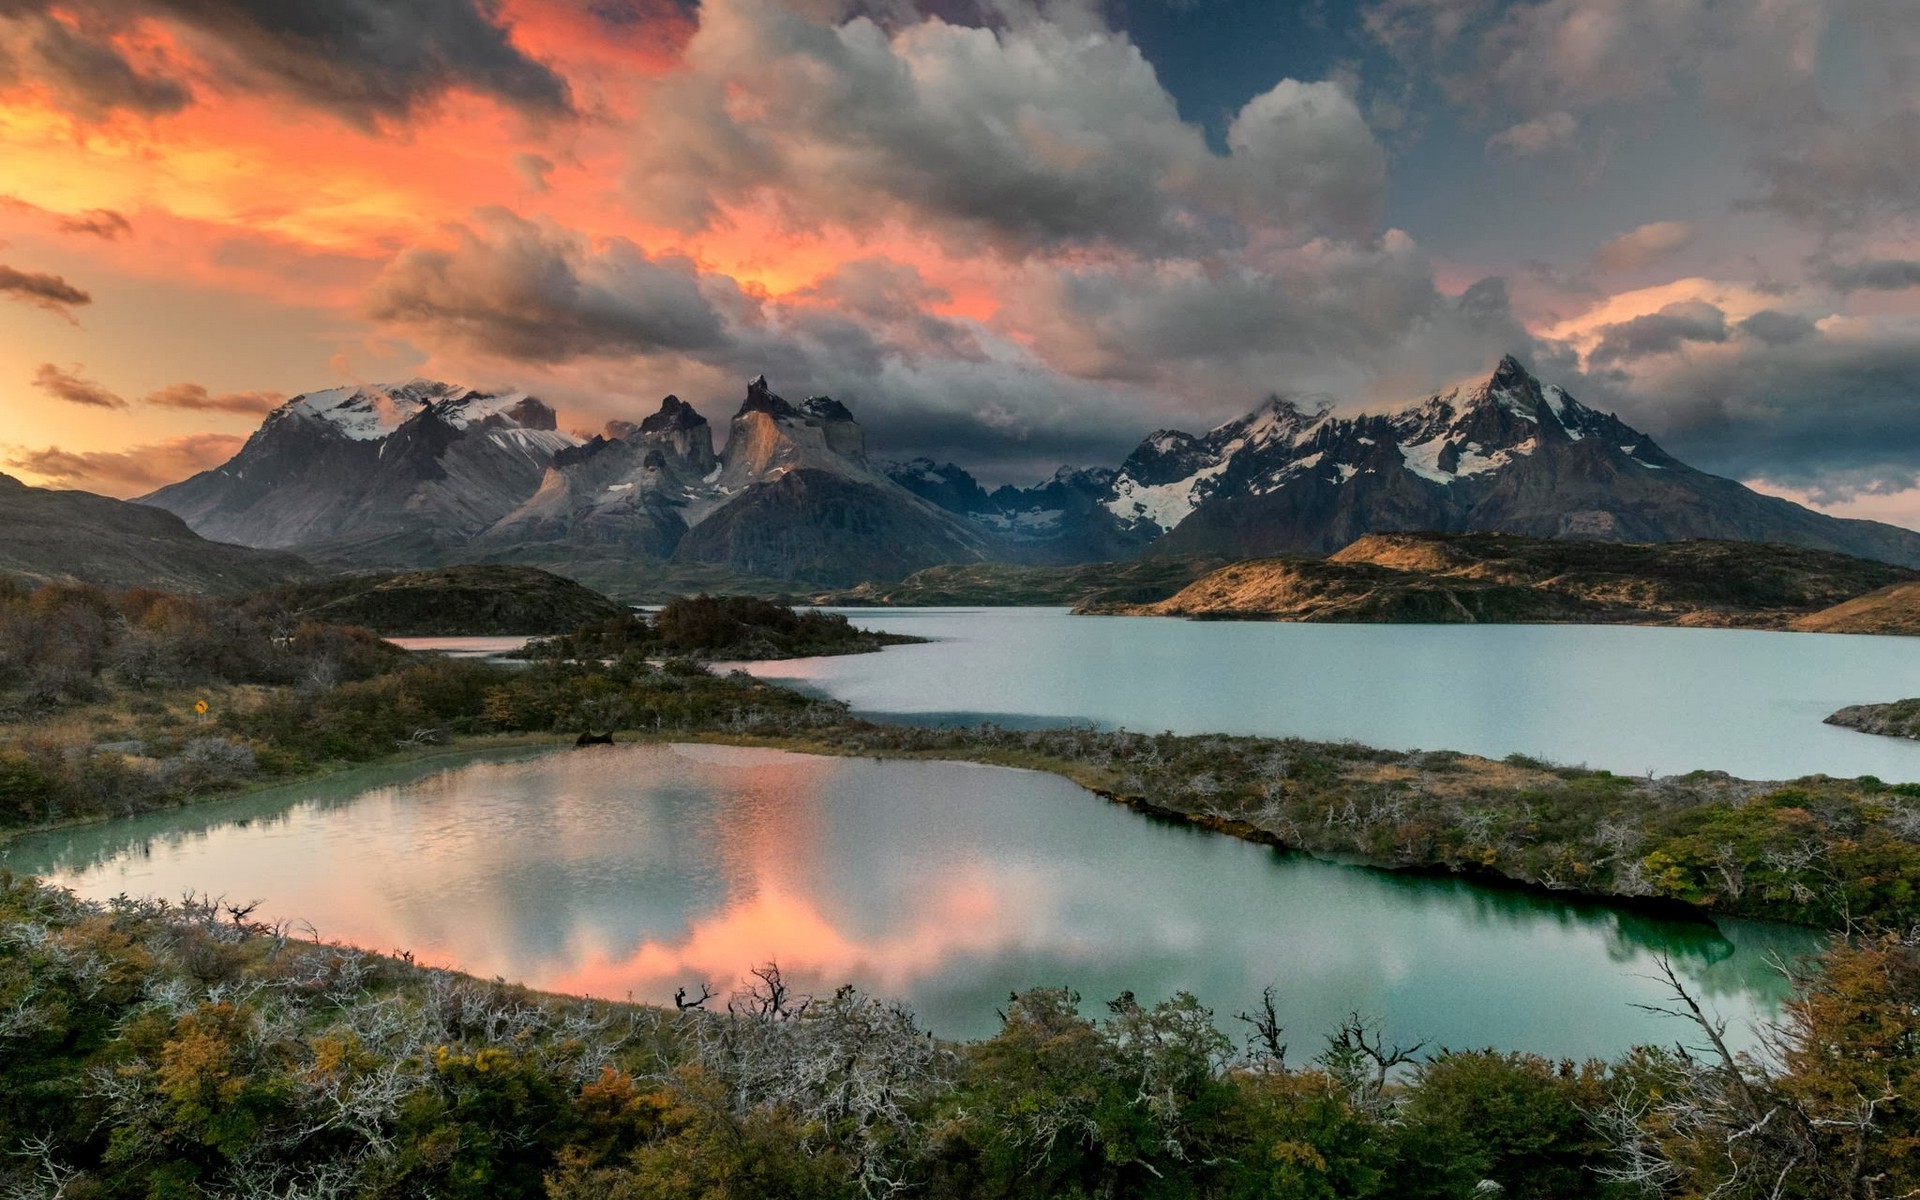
1825;700;1920;739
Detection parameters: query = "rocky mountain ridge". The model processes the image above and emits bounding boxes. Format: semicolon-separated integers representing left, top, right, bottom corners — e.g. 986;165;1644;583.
139;356;1920;590
146;376;992;589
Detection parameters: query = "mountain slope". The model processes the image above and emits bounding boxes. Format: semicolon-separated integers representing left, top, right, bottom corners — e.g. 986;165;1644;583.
1094;532;1920;628
884;460;1156;565
1111;357;1920;567
142;380;579;565
476;377;991;587
0;474;311;593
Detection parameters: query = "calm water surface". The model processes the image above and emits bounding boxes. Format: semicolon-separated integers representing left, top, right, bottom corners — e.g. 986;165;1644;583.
741;609;1920;781
4;743;1820;1053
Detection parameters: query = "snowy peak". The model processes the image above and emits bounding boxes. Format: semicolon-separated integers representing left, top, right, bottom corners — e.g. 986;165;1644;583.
274;380;565;443
1103;355;1686;535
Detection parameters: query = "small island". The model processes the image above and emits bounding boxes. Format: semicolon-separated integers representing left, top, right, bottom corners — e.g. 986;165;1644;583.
1826;699;1920;740
521;593;926;662
249;564;630;636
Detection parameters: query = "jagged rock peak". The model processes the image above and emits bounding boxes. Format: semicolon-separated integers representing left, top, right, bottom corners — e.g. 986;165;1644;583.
1475;353;1546;408
641;394;707;433
801;395;855;423
737;374;797;419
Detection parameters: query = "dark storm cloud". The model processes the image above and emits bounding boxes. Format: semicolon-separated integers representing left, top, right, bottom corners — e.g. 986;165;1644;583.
0;0;571;125
1815;258;1920;293
1613;336;1920;503
149;0;573;124
364;209;728;362
31;363;127;409
0;7;191;117
1737;310;1817;346
0;264;90;319
1587;301;1728;365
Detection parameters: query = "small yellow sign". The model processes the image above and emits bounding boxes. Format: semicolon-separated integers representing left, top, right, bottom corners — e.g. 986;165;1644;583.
194;700;209;715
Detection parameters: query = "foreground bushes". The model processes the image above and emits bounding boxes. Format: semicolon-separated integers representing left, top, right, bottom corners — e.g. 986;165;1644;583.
1;875;1914;1199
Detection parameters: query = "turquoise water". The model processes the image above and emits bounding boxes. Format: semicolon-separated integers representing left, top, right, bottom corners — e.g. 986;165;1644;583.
739;609;1920;781
4;743;1821;1053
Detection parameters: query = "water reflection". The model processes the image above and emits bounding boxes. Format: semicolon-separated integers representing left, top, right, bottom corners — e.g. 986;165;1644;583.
3;744;1822;1053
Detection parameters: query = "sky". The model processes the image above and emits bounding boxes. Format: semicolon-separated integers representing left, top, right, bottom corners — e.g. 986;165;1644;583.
0;0;1916;523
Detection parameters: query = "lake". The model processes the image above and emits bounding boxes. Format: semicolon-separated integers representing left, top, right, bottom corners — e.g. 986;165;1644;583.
741;609;1920;781
4;742;1821;1054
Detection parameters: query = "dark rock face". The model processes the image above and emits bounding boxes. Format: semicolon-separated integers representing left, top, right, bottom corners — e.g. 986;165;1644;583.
885;459;998;515
0;473;311;593
800;395;855;423
477;376;985;585
736;375;797;419
886;461;1155;565
671;469;988;586
640;395;706;434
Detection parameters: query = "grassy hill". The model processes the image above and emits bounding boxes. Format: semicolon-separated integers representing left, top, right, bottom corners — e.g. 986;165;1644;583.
250;565;629;636
1083;532;1920;630
0;473;311;594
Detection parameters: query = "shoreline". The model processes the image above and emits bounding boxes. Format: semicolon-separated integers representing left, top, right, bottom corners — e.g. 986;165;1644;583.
0;710;1889;936
0;732;572;848
651;730;1805;930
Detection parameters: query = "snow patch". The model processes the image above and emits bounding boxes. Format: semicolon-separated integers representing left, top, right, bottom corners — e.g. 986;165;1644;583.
1104;459;1229;532
1398;440;1455;484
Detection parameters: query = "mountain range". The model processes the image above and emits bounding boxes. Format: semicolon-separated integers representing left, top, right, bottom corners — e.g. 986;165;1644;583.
139;356;1920;589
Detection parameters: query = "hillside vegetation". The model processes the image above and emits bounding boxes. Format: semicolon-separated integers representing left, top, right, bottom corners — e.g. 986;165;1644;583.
1790;579;1920;634
2;871;1915;1200
815;556;1227;607
248;565;629;636
0;473;311;594
1085;533;1920;630
523;594;925;661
